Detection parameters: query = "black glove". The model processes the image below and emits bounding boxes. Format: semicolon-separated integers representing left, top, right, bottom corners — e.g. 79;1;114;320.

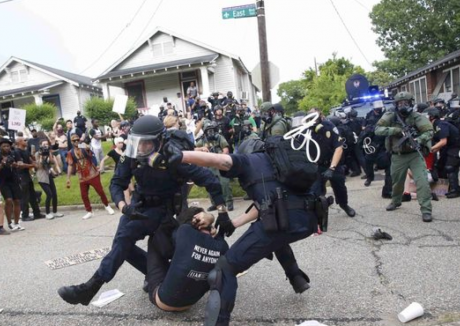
163;142;183;168
122;202;149;220
216;211;235;237
322;168;335;180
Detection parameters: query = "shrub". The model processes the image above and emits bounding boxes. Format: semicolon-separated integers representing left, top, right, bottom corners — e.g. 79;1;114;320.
84;97;137;125
23;103;57;131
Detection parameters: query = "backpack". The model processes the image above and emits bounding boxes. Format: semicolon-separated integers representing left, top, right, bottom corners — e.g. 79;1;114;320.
264;136;318;193
284;117;292;132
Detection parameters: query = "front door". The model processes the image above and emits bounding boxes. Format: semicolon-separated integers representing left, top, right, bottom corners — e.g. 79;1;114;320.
42;94;63;117
125;80;146;109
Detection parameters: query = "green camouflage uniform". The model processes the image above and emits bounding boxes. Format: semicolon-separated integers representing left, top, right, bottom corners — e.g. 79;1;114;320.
261;115;288;140
375;111;433;214
196;134;233;206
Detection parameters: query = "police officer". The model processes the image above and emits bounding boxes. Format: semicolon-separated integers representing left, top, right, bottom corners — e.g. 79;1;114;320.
260;102;289;140
433;98;448;118
375;91;434;222
221;91;238;120
301;109;356;217
212;105;232;146
208;92;222;110
426;108;460;198
57;115;231;306
445;98;460;130
240;120;260;141
336;111;361;177
163;134;318;326
73;110;88;134
196;120;234;211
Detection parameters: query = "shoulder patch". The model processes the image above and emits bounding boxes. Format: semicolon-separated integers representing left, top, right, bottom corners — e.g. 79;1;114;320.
326;131;331;138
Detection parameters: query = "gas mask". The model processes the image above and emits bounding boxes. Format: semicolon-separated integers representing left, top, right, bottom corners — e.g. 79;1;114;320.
398;105;412;117
205;129;217;141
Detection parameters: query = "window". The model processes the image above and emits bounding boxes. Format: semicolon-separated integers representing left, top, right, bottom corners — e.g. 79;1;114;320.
151;41;174;57
401;85;407;92
409;76;427;103
181;71;197;79
443;65;460;95
10;68;27;83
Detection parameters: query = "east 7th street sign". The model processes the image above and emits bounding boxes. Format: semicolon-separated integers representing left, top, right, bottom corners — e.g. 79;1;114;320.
222;4;257;19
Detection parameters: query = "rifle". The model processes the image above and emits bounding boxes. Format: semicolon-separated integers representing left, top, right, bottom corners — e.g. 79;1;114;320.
394;111;425;159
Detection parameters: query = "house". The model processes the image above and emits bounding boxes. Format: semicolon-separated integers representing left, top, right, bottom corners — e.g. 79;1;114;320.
94;27;258;115
0;57;102;119
387;49;460;104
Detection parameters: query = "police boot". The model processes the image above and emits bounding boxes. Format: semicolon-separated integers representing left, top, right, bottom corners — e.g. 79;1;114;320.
422;213;432;223
339;205;356;217
289;270;310;294
58;272;104;305
446;172;460;198
386;202;401;211
364;179;372;187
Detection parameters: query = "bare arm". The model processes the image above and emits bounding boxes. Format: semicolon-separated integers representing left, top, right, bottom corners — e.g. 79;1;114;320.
232;204;258;228
182;151;233;171
331;146;343;169
431;138;447;153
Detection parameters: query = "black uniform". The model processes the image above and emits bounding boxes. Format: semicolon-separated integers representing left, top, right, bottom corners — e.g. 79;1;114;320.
207;152;317;325
146;224;228;307
433;120;460;193
93;156;225;283
15;148;42;219
73;114;88;134
309;121;346;200
0;149;21;200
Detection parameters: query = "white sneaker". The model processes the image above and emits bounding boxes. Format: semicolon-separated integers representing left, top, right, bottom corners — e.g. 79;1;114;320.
105;205;115;215
82;212;93;220
46;213;55;220
53;213;64;218
8;223;19;232
11;223;25;231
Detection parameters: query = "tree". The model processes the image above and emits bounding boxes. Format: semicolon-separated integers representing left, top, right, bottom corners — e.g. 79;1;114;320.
366;69;394;87
84;97;137;126
370;0;460;77
276;80;306;116
298;54;365;115
23;103;57;131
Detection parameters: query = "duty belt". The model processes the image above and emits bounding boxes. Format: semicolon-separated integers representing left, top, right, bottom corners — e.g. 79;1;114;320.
286;197;316;211
141;195;164;207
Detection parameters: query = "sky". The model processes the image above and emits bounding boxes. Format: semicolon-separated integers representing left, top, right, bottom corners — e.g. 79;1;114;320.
0;0;385;99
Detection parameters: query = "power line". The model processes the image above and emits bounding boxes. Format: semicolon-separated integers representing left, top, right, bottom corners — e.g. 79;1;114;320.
352;0;370;11
79;0;148;74
0;0;16;4
128;0;164;51
329;0;371;66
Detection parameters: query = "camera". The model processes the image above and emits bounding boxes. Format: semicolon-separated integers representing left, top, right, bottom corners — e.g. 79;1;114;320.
39;146;50;156
3;154;15;168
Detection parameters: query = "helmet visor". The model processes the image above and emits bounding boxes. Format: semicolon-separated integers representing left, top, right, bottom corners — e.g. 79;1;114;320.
125;134;162;159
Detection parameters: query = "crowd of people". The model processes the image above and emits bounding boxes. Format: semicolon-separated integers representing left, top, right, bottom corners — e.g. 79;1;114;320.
2;88;460;326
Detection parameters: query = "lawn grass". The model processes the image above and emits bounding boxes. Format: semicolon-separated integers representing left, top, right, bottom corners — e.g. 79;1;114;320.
35;140;246;206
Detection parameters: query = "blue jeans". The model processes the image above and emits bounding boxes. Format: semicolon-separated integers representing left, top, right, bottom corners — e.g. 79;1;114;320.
59;149;68;173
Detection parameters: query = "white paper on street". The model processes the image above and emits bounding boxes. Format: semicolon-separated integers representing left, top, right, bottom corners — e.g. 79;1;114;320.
91;289;124;307
297;321;328;326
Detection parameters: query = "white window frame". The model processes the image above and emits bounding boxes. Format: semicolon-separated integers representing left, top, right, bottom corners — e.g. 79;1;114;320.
443;64;460;94
408;76;427;103
10;68;28;83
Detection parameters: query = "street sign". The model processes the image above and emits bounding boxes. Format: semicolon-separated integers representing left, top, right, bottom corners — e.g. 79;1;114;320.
222;4;257;20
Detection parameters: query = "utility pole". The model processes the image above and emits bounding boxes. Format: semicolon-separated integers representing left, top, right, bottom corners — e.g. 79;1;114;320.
256;0;271;102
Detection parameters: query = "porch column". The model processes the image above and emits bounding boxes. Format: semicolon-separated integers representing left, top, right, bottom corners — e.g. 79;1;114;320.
200;66;210;98
33;94;43;105
101;83;111;100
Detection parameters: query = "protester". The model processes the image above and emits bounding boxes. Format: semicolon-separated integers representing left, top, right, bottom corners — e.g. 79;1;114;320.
66;134;114;220
54;118;69;173
35;139;64;220
0;196;9;235
0;138;24;231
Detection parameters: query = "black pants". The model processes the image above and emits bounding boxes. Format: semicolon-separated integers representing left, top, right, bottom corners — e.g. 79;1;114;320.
20;180;40;218
39;177;57;214
146;235;170;301
365;151;392;197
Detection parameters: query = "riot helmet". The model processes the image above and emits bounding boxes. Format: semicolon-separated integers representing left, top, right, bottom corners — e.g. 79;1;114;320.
347;108;358;119
425;108;441;121
203;120;218;140
394;91;414;117
227;91;233;98
273;103;285;116
237;137;265;155
260;102;275;123
125;115;165;161
415;103;428;113
433;98;445;108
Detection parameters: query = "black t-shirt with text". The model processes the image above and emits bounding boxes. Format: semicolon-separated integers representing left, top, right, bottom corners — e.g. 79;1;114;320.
158;224;228;307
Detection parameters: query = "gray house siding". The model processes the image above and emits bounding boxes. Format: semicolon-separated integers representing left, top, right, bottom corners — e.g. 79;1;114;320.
0;61;58;91
213;56;236;95
116;33;215;71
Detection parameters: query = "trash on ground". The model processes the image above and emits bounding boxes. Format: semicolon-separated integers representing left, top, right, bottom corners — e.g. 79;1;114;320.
91;289;124;307
371;227;393;240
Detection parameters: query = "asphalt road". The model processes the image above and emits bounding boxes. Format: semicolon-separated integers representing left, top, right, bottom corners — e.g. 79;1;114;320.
1;174;460;326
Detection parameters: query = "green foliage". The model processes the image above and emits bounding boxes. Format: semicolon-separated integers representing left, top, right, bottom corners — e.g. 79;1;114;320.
370;0;460;77
366;69;394;87
84;97;137;125
23;103;57;131
298;54;365;115
276;80;306;116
